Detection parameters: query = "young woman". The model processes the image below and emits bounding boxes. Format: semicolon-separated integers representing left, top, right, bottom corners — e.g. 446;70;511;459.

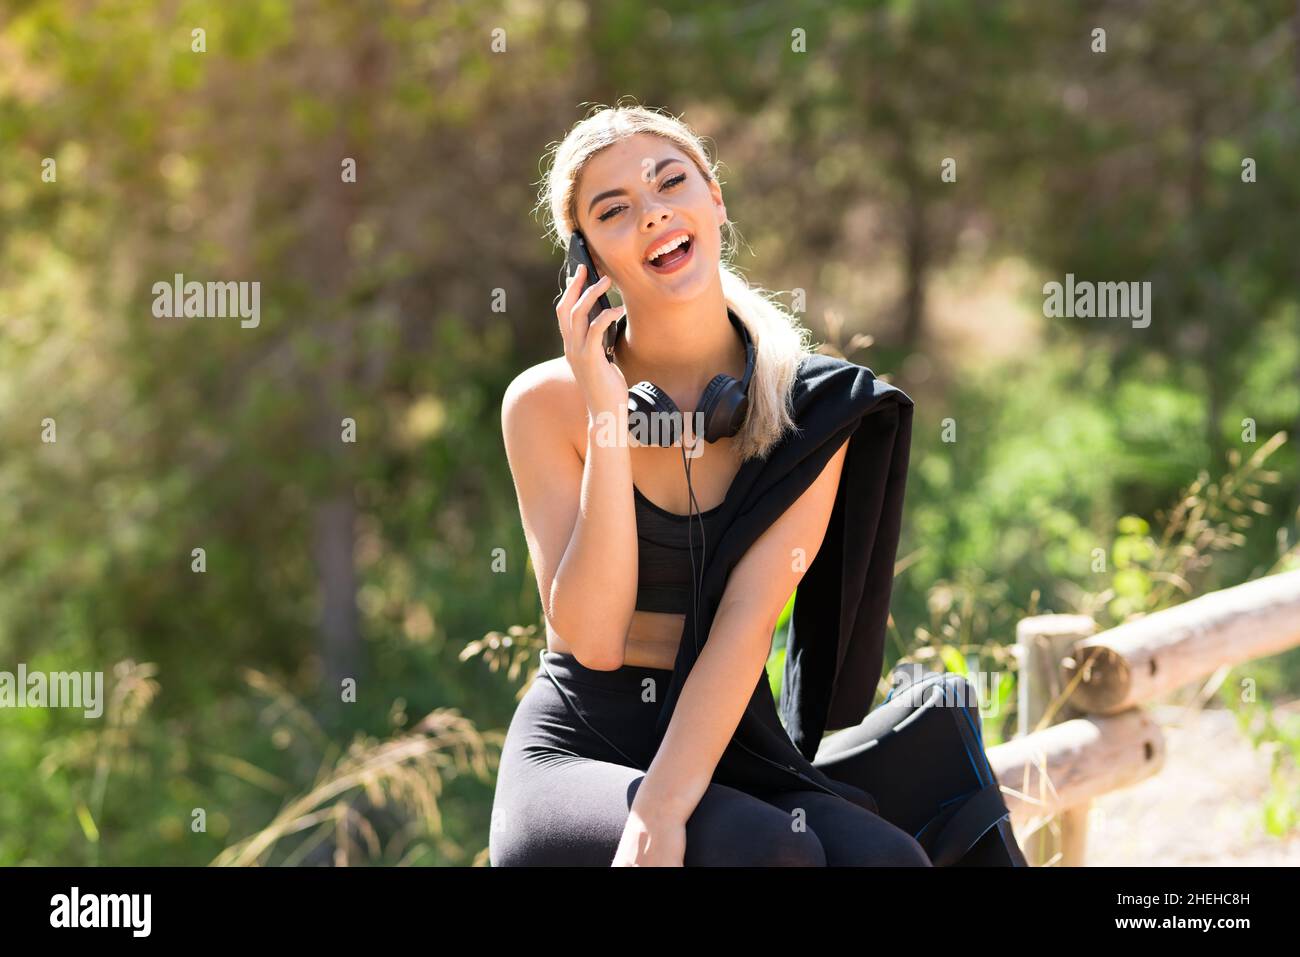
490;104;930;867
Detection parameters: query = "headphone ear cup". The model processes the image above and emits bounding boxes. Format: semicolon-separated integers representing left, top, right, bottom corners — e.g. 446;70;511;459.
699;374;746;443
628;381;682;447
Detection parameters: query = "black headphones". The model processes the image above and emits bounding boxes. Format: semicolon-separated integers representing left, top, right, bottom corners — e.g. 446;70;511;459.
606;307;756;448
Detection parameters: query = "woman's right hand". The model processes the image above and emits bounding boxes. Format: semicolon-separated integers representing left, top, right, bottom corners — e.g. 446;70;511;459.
557;263;629;419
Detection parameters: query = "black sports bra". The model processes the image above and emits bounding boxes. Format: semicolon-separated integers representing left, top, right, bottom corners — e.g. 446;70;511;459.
632;486;725;615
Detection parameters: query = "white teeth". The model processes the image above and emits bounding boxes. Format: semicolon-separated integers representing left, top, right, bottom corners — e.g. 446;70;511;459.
646;234;691;263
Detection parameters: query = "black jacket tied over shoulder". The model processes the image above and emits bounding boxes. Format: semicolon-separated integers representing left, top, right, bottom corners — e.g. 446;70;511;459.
647;353;915;805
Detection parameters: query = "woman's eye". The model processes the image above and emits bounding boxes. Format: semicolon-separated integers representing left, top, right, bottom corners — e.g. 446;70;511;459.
596;172;688;222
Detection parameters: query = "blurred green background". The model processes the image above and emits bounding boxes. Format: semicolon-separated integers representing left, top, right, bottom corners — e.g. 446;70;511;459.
2;0;1299;865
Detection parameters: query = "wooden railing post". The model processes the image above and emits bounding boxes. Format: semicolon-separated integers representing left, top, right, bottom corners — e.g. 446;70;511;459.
1015;614;1097;866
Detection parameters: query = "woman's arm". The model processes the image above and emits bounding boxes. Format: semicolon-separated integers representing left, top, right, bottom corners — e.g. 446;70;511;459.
631;436;851;823
501;365;637;670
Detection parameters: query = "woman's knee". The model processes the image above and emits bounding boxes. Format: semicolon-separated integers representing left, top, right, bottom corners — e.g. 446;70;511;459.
489;807;623;867
488;773;631;867
687;820;827;866
785;795;933;867
830;823;932;867
684;787;827;866
488;803;551;866
873;829;933;866
758;826;828;867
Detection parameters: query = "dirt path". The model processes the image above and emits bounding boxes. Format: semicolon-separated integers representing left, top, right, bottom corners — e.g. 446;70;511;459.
1082;700;1300;866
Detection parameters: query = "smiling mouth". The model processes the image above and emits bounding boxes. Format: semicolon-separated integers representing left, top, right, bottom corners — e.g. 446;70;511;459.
645;236;694;273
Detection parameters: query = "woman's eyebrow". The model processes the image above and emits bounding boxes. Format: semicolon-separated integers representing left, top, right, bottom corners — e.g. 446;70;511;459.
586;158;684;214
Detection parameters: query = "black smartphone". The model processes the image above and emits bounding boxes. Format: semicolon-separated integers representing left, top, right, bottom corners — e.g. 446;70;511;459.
566;230;622;361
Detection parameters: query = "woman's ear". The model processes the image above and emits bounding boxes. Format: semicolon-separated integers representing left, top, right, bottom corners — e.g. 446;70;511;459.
707;177;727;226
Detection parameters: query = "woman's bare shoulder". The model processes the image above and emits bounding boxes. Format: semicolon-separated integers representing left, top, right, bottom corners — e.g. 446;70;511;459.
501;357;587;456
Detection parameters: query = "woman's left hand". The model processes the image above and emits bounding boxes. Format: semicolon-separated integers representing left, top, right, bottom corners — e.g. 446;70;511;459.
611;805;687;866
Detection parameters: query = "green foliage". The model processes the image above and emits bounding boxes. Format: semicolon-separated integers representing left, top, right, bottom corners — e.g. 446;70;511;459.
1222;684;1300;838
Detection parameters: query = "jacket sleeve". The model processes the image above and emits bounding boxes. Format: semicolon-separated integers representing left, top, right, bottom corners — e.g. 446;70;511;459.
781;362;915;761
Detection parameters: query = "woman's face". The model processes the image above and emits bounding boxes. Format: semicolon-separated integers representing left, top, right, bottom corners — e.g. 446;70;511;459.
574;132;726;305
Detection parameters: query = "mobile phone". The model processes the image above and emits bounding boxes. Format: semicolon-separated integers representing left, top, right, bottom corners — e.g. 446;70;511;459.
566;230;622;361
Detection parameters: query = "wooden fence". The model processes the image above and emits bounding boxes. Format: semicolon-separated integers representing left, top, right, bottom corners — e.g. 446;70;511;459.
984;567;1300;865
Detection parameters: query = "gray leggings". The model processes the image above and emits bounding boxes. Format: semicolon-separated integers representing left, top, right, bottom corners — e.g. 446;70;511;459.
488;651;932;866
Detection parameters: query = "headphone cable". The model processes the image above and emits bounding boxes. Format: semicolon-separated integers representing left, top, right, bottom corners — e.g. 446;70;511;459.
682;418;706;656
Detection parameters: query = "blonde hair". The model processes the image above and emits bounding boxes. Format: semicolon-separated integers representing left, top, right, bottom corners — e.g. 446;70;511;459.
534;101;816;462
